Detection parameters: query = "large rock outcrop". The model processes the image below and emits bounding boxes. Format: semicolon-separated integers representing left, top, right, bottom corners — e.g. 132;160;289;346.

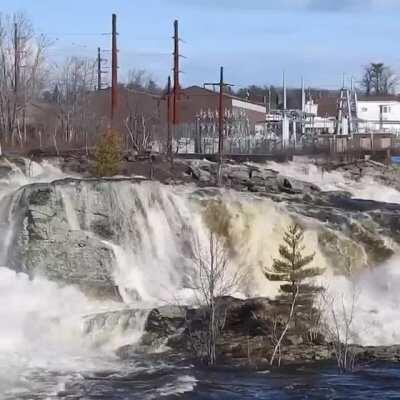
84;296;400;367
4;159;400;299
7;178;148;300
188;160;400;273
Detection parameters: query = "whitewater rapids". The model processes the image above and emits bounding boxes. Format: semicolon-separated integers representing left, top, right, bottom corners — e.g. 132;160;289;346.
1;157;400;397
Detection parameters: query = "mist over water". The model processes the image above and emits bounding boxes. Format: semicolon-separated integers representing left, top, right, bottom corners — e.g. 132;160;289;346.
0;158;400;397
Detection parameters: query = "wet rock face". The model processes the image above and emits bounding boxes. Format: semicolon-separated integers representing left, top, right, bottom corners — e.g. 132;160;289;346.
352;345;400;362
318;229;366;275
8;180;119;299
106;296;332;365
145;306;187;335
328;159;400;192
0;156;27;179
4;159;400;301
190;159;400;269
100;296;400;366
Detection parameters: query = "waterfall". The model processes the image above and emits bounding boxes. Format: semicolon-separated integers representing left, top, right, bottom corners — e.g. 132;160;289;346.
0;158;153;397
53;179;337;304
1;154;400;388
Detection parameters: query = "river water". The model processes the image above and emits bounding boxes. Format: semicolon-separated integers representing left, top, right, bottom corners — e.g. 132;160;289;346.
1;158;400;399
7;358;400;399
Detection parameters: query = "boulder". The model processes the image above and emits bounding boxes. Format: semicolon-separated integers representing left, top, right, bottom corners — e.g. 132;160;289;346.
6;178;150;300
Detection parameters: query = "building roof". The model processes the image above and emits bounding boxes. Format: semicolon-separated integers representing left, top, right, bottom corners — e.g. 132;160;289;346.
358;95;400;102
315;96;337;117
183;85;266;107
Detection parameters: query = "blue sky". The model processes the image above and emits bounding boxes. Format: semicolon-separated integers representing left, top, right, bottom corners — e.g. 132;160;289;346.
3;0;400;89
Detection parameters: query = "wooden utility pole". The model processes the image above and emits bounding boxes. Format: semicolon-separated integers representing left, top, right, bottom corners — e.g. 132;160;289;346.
167;76;172;162
111;13;118;124
14;23;19;94
173;20;180;126
97;47;102;91
218;66;224;166
268;86;271;113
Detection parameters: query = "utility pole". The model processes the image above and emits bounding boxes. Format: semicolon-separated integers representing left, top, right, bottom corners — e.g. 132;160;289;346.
283;71;287;111
111;13;118;124
167;76;172;163
268;86;271;114
173;19;180;126
204;67;234;185
218;66;224;167
14;23;19;95
301;77;306;136
97;47;108;91
97;47;102;91
282;71;289;148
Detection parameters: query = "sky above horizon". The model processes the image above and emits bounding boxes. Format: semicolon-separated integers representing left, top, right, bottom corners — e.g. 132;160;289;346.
3;0;400;89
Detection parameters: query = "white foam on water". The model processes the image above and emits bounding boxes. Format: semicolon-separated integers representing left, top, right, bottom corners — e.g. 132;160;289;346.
147;375;197;399
267;160;400;204
0;159;147;397
1;156;400;396
325;254;400;346
0;266;132;398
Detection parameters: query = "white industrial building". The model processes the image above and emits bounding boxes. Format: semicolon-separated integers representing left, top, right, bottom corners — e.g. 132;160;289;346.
312;94;400;137
357;96;400;135
263;84;400;147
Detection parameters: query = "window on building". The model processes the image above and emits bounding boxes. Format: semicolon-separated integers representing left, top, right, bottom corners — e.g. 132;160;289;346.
382;106;391;113
361;107;368;112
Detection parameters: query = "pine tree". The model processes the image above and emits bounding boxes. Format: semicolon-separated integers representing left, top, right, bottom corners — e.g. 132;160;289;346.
265;223;324;366
95;130;121;177
266;223;324;306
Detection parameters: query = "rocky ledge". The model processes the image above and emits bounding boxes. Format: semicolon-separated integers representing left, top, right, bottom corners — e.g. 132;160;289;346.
83;296;400;368
3;157;400;299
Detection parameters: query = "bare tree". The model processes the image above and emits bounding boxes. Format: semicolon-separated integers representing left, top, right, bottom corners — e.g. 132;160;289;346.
125;113;152;153
0;12;51;150
126;68;161;94
322;285;359;373
189;231;242;365
360;63;398;96
49;56;97;147
269;286;299;367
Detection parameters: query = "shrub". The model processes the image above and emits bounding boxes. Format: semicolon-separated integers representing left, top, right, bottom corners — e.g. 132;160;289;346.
95;130;121;177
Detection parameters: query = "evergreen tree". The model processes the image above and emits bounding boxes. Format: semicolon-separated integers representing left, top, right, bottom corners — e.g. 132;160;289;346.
95;130;121;177
265;223;324;366
265;224;324;306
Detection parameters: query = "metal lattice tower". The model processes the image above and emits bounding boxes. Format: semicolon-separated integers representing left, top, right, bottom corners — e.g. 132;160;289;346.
336;87;358;136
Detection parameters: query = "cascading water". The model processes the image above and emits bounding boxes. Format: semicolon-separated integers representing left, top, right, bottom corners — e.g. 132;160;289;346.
267;159;400;203
0;160;153;398
1;156;400;398
52;177;338;304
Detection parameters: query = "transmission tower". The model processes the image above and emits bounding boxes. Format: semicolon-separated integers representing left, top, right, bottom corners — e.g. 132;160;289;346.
336;86;358;136
97;47;108;91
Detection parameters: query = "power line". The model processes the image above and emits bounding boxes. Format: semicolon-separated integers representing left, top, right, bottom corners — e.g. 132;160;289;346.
39;32;109;36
